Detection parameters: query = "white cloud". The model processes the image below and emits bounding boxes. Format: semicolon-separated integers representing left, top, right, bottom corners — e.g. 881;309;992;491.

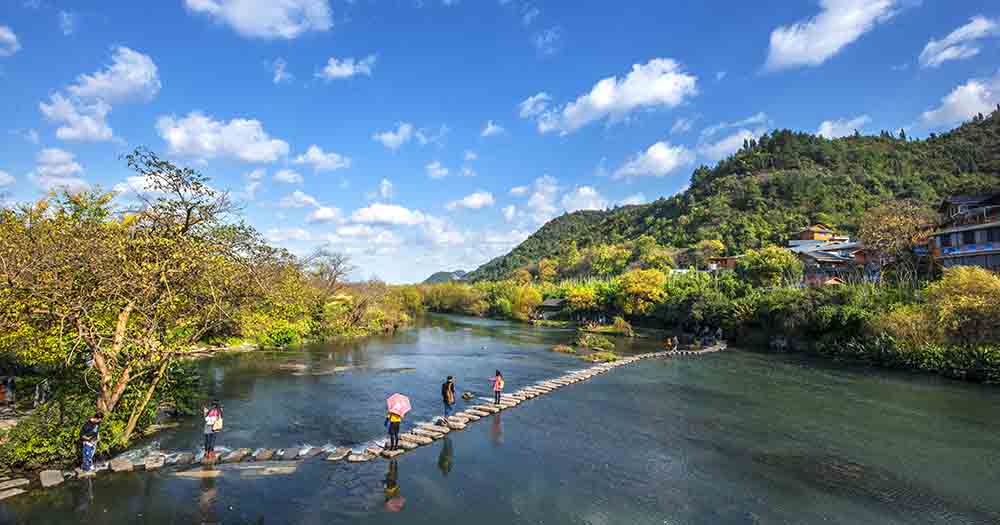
518;92;552;118
293;145;350;171
701;112;768;139
351;203;427;225
618;193;647;206
0;26;21;57
534;58;698;134
307;206;341;224
464;150;478;161
526;174;559;223
421;216;465;246
698;128;764;162
279;190;319;208
765;0;899;72
266;227;311;242
274;169;303;184
317;55;376;80
246;167;266;180
921;71;1000;128
446;191;495;210
425;161;449;179
481;120;505;137
59;11;75;36
372;122;414;150
39;46;160;143
0;171;14;187
67;46;161;103
613;141;694;179
522;6;540;25
112;175;158;195
40;94;113;142
561;186;607;212
501;204;516;222
415;124;449;146
509;185;528;196
919;16;999;68
670;117;694;135
184;0;332;39
272;57;293;83
336;224;376;238
534;26;563;56
816;114;871;138
28;148;89;193
157;111;289;162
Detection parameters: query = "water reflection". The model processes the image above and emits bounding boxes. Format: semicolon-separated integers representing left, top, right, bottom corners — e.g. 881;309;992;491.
382;460;405;512
437;437;454;476
198;475;219;524
491;413;503;447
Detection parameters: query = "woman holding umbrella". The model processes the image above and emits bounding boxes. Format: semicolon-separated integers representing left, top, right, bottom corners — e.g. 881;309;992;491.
385;393;411;451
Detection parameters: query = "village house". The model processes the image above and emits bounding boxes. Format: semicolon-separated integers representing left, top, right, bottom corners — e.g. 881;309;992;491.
930;192;1000;271
786;225;867;286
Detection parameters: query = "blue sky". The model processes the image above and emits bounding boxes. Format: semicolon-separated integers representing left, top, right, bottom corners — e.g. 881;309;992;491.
1;1;998;283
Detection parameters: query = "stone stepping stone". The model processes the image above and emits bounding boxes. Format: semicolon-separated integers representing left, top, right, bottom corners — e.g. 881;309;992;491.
0;478;29;491
144;455;165;470
300;447;325;459
326;448;350;461
399;433;433;445
470;406;496;414
254;449;275;461
446;420;467;431
396;440;419;450
0;488;26;501
40;470;64;488
458;411;481;421
365;445;385;457
381;449;405;459
223;448;251;463
448;415;470;424
412;428;444;439
347;453;375;463
419;423;451;434
110;458;134;472
176;452;195;465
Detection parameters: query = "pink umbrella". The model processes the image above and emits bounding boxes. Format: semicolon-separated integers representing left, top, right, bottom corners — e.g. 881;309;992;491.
386;393;411;417
385;496;406;512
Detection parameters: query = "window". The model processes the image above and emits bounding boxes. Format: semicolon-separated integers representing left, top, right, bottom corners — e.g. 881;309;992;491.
989;228;1000;243
962;230;976;245
940;234;952;247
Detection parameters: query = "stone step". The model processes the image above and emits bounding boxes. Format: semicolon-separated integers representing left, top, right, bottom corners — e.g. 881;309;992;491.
300;447;325;459
0;478;29;491
418;423;451;434
446;420;466;431
347;453;375;463
176;452;195;465
0;488;26;501
447;415;470;424
110;458;134;472
399;433;433;445
326;448;350;462
412;428;444;439
144;455;165;471
254;449;275;461
396;439;419;450
458;412;481;421
223;448;251;463
381;448;405;459
40;470;64;488
365;445;385;457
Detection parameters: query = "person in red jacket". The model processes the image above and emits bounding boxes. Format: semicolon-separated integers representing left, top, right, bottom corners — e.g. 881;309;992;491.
492;370;504;405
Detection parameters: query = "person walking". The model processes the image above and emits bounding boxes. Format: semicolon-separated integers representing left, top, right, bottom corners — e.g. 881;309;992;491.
79;412;103;472
441;376;456;422
203;401;223;459
492;370;504;405
385;409;403;451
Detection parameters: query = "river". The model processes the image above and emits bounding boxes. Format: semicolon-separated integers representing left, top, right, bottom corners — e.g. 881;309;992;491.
4;314;1000;524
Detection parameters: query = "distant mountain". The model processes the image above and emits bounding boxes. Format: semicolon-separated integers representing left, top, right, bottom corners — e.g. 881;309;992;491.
423;270;468;284
467;109;1000;282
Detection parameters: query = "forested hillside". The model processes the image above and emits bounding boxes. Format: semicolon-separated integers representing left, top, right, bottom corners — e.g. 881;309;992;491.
468;109;1000;281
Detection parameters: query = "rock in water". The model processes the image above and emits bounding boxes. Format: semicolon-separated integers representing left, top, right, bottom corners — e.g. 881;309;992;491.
0;478;29;491
40;470;64;488
461;392;475;400
176;452;195;465
110;458;134;472
397;440;419;450
418;423;451;434
399;433;433;445
144;455;165;470
254;449;275;461
446;420;467;431
223;449;250;463
412;428;443;439
381;449;405;459
0;488;26;501
326;448;350;462
347;453;375;463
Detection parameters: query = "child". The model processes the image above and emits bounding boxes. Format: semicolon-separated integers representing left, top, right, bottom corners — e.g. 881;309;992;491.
492;370;504;405
203;401;223;459
385;410;402;450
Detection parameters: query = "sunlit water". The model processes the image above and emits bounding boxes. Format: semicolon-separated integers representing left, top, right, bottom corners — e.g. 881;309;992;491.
4;315;1000;524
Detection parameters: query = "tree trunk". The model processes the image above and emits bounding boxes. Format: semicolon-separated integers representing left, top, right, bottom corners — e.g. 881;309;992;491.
119;355;172;446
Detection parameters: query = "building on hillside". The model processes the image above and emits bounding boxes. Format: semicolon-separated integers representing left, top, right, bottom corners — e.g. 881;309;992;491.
537;298;566;320
786;225;872;285
707;255;743;271
788;224;850;246
930;192;1000;271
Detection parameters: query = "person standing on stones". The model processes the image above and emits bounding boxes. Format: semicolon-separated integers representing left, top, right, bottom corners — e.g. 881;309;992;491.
492;370;504;405
79;412;103;472
385;409;403;451
441;376;456;422
203;401;223;459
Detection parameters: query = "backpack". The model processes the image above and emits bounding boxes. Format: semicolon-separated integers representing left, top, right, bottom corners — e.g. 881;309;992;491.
212;415;224;432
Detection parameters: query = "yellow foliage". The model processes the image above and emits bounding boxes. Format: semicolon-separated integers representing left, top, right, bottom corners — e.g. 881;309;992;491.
617;268;667;316
925;266;1000;346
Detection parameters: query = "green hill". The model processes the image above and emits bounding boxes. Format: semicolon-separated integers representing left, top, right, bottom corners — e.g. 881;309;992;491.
423;270;468;284
467;109;1000;281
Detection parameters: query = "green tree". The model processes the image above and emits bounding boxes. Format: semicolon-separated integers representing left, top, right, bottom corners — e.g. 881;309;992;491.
616;268;668;316
735;246;803;288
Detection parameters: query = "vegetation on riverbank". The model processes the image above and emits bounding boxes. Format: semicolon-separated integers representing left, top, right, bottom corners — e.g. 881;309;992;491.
0;149;422;470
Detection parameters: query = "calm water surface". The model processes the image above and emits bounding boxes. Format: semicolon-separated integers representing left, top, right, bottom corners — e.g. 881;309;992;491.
4;315;1000;524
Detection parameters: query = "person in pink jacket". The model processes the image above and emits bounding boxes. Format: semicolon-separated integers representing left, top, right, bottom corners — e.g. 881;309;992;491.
491;370;504;405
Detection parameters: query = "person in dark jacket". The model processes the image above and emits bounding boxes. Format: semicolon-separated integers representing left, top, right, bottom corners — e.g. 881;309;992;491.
441;376;456;421
80;412;103;472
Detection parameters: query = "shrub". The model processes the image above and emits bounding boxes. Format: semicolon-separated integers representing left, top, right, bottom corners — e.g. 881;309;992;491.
925;266;1000;347
551;344;576;354
581;351;619;363
616;268;667;316
612;316;635;337
575;332;615;351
